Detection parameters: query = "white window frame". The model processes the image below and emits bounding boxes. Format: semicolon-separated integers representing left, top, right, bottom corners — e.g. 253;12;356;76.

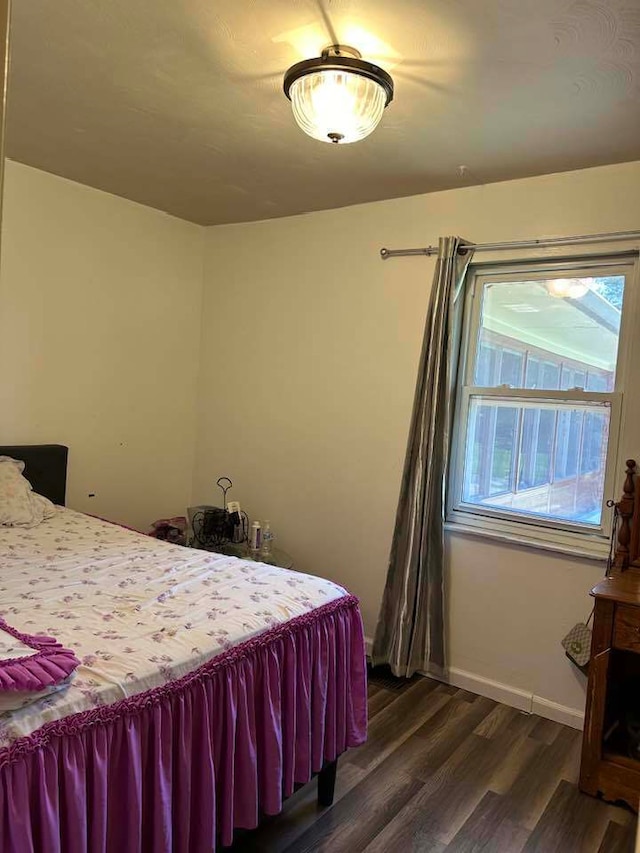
447;252;638;560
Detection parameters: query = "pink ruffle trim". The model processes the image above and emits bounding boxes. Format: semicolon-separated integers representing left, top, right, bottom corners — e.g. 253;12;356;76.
0;594;360;768
0;618;80;692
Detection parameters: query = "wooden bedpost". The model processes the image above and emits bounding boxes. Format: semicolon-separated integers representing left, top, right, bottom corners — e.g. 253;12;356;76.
614;459;637;570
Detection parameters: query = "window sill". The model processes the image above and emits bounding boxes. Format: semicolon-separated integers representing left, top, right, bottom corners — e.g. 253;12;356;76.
444;514;610;562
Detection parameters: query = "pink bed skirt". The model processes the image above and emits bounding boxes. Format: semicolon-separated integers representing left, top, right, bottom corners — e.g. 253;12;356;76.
0;595;367;852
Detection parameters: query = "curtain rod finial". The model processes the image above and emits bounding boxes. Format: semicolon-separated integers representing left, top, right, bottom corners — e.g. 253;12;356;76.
380;248;389;259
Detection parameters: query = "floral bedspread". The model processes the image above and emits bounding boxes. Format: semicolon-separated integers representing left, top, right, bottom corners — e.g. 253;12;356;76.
0;508;347;746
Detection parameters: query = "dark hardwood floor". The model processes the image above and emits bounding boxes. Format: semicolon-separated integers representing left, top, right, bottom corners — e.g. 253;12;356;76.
228;671;637;852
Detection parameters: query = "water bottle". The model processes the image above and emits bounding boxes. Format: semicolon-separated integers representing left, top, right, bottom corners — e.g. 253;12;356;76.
261;521;273;557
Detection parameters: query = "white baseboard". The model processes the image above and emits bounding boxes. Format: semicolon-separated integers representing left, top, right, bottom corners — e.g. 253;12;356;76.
531;695;585;729
364;636;584;730
443;667;532;713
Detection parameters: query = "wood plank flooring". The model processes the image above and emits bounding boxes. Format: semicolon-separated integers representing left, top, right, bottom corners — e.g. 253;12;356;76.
228;670;637;853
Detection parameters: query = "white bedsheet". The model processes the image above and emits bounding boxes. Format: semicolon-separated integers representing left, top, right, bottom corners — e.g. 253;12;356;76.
0;507;346;745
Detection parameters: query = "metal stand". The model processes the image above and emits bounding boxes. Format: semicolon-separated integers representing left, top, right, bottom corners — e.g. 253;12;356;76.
317;759;338;807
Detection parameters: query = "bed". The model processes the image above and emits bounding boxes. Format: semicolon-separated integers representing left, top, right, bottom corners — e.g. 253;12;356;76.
0;445;367;852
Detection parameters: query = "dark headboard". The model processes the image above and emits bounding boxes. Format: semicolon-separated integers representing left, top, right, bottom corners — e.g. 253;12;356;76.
0;445;68;506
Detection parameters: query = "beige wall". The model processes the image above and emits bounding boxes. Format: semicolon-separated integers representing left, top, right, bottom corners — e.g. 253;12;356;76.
0;160;204;530
3;155;639;722
195;160;640;722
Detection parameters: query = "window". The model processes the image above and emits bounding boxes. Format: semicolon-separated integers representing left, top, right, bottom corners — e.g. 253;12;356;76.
449;257;634;556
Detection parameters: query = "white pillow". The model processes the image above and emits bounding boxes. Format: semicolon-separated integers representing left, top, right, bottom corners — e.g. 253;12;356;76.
0;457;57;527
1;456;23;469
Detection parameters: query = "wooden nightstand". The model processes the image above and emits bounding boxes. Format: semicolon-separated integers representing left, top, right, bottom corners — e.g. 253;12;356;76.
579;460;640;811
580;571;640;810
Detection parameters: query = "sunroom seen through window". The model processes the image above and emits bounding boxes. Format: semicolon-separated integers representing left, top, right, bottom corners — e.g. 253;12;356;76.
458;270;625;530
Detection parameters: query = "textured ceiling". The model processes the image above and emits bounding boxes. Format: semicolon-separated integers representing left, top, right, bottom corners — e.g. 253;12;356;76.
6;0;640;225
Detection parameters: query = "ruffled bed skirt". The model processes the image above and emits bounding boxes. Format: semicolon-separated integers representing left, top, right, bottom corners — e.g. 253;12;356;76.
0;595;367;852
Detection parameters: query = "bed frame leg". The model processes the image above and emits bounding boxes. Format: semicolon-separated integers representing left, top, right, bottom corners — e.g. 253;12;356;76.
317;759;338;807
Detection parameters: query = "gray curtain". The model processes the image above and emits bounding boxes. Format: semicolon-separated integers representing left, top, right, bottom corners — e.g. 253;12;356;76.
372;236;475;678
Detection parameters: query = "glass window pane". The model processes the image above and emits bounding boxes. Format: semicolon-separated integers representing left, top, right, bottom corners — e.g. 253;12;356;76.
462;396;610;526
585;371;610;392
499;349;524;387
554;410;582;481
581;412;608;475
525;357;540;389
465;403;491;498
491;407;518;494
542;361;560;390
473;275;624;390
560;367;587;391
518;409;554;489
475;340;497;386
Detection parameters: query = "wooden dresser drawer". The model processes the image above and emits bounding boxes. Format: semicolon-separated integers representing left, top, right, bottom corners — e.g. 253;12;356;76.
613;603;640;652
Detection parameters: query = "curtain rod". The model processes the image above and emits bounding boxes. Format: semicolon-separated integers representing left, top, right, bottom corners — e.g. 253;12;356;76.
379;229;640;260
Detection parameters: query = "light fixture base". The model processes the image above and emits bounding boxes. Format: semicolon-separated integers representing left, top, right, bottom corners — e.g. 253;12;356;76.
321;45;362;61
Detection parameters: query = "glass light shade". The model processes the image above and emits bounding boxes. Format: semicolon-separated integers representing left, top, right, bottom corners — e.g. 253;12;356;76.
289;69;387;144
546;278;590;299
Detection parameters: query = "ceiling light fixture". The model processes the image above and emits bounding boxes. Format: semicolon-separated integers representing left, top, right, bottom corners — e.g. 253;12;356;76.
283;45;394;144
